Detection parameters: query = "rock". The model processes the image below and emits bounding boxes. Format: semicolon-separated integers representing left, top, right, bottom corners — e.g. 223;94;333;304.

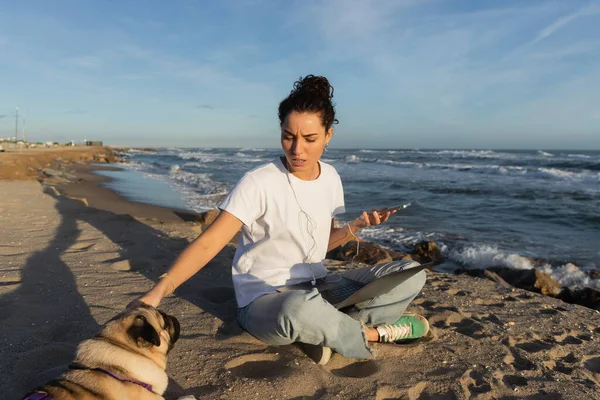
558;287;600;310
588;270;600;280
484;267;560;297
484;270;513;289
327;240;403;265
196;209;220;228
43;168;76;181
534;269;561;296
391;251;414;262
411;241;444;265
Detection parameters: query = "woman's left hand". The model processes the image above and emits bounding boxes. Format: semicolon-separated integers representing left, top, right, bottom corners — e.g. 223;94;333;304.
351;208;396;230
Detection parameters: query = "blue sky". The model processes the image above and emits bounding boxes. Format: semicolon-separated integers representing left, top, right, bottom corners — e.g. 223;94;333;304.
0;0;599;149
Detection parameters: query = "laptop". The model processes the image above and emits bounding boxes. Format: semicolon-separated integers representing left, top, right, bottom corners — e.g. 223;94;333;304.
278;261;430;310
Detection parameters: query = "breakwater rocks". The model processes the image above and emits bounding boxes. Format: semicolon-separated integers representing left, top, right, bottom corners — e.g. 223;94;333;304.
324;236;600;311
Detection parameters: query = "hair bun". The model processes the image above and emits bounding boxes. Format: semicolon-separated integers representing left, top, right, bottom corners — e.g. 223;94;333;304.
292;75;334;100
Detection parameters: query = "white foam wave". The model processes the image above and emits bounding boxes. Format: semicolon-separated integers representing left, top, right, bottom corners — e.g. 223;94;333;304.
449;245;535;270
356;225;441;253
358;158;596;182
183;161;204;168
178;151;218;162
127;148;155;154
449;245;600;290
345;154;360;164
567;153;592;159
539;263;600;290
537;167;575;180
375;159;528;175
538;150;554;157
169;169;228;195
435;150;499;158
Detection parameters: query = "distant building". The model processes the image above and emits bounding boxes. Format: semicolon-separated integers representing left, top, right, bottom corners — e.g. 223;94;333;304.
85;140;103;146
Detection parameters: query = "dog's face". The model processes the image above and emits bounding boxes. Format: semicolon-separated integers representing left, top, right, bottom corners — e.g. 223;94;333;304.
99;305;180;367
25;306;181;399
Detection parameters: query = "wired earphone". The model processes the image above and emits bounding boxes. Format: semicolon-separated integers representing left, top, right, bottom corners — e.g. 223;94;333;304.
284;157;354;285
284;157;320;285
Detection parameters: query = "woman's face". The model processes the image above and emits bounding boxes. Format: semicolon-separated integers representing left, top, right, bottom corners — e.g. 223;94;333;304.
281;111;332;180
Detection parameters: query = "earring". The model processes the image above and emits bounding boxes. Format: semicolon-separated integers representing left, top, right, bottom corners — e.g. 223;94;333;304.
324;143;329;152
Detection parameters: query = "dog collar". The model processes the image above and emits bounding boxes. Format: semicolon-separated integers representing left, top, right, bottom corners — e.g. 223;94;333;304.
69;363;154;393
23;393;53;400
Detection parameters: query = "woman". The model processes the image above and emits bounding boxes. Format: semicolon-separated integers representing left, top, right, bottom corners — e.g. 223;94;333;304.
133;75;428;364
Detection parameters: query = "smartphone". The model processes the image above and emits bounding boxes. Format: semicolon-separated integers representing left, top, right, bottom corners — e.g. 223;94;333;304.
359;202;412;220
386;202;412;212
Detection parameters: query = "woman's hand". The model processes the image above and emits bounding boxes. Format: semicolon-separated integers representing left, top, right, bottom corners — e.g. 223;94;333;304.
350;208;396;231
126;288;164;309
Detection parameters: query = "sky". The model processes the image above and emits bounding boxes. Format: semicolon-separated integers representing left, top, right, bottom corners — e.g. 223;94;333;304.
0;0;599;149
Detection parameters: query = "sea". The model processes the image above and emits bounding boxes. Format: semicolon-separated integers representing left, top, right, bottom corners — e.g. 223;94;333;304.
99;148;600;291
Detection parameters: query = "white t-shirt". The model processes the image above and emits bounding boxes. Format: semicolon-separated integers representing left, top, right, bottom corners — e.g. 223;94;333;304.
219;157;345;307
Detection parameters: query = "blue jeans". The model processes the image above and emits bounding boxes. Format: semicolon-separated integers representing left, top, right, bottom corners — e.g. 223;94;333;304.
237;260;427;359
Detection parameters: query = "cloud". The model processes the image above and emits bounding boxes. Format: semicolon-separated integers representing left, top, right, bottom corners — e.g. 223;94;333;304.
67;55;102;69
196;104;214;110
65;109;86;114
530;3;600;46
65;45;152;70
0;114;6;119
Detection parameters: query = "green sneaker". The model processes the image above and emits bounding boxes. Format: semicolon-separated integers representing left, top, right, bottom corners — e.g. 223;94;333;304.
376;313;430;343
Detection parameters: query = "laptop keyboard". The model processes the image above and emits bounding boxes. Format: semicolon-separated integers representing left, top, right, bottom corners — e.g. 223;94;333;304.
321;281;364;305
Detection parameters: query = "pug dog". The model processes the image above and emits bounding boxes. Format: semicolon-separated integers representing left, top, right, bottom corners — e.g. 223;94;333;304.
23;305;182;399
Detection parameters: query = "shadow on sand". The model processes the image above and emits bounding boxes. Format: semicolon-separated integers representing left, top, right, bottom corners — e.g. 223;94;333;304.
1;186;240;399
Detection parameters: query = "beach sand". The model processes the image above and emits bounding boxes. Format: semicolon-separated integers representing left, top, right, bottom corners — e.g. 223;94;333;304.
1;149;599;399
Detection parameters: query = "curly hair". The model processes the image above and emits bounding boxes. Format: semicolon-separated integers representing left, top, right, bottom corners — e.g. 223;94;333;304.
278;75;339;130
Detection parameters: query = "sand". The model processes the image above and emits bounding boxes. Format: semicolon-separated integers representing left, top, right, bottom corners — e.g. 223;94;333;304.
1;149;600;399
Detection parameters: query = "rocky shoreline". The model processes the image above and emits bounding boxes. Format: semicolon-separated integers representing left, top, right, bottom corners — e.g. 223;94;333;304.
328;237;600;312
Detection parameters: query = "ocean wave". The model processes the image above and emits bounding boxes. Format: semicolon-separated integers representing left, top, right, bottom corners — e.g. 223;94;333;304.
567;153;592;159
178;151;218;162
448;245;600;290
539;263;600;290
538;150;554;157
448;244;536;270
168;169;229;196
544;160;600;171
126;148;156;154
345;154;361;164
182;161;204;168
537;168;600;182
356;225;444;253
176;150;264;165
435;150;499;158
346;157;598;182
